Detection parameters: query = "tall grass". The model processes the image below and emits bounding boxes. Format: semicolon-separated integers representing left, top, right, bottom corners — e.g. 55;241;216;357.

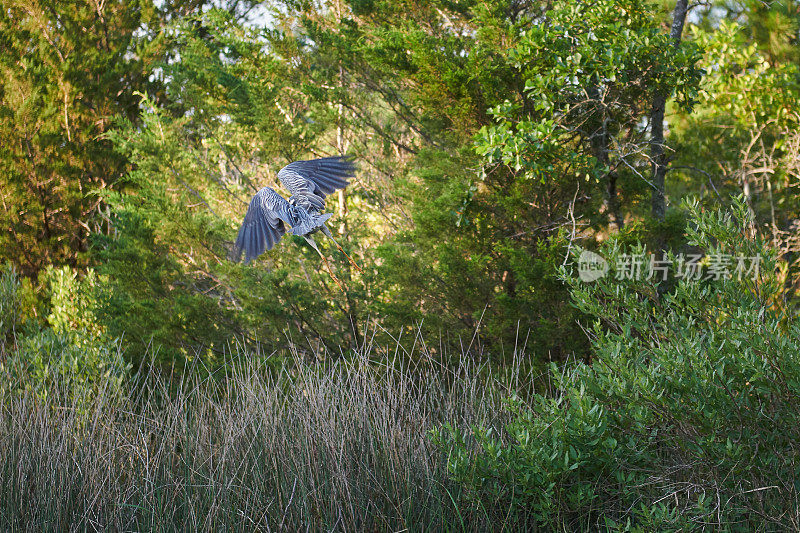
0;336;531;531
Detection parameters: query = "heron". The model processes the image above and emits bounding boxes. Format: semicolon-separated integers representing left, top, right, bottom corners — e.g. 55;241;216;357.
233;155;362;286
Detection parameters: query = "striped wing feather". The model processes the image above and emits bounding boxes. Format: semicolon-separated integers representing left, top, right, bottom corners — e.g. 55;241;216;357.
277;156;355;211
235;187;291;263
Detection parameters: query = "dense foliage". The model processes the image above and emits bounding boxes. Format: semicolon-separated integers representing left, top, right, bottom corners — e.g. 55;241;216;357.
2;0;800;529
3;0;799;361
435;199;800;529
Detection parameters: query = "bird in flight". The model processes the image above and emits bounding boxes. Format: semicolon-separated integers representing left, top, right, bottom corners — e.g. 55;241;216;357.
234;155;361;286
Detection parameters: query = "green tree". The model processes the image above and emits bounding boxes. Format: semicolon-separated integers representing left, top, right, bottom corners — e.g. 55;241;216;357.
0;0;159;276
0;0;259;278
365;0;700;357
671;21;800;302
96;11;368;363
95;0;704;362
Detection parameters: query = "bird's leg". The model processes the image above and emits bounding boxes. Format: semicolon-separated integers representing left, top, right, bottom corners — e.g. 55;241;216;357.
320;254;345;291
321;226;363;273
303;235;344;290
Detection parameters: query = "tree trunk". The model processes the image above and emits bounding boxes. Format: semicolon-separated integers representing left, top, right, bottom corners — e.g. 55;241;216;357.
606;171;623;231
650;0;690;222
588;99;624;231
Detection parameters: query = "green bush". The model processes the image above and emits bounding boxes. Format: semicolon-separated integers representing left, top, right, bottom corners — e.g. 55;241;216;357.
8;329;129;400
0;265;21;353
0;266;129;402
44;266;104;335
434;198;800;530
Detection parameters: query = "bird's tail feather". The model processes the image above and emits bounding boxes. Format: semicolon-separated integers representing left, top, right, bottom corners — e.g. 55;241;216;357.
290;212;332;236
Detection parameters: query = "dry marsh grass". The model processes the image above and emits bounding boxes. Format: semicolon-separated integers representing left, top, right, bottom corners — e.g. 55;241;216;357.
0;339;531;532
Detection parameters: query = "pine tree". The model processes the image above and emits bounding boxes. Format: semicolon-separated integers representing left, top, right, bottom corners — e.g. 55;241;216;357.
0;0;158;276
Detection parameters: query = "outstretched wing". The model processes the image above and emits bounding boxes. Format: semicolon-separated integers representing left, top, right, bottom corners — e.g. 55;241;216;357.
277;156;355;212
235;187;292;263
